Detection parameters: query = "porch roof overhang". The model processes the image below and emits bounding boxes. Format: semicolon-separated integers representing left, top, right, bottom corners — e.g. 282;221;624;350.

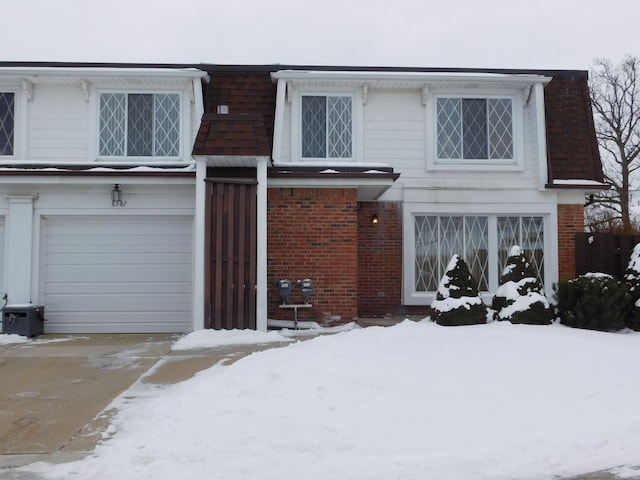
545;179;611;192
268;163;400;201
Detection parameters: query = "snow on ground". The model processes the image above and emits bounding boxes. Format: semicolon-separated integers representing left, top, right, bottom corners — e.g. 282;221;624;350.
22;320;640;480
171;327;293;350
0;333;30;345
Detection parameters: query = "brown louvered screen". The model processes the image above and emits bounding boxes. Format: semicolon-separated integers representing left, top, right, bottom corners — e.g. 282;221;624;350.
205;179;257;329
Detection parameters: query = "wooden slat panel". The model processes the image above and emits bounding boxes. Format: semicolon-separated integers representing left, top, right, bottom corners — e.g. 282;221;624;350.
206;179;257;330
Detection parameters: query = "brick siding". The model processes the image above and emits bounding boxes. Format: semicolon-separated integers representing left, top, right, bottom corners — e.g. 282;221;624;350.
558;204;584;280
267;188;359;324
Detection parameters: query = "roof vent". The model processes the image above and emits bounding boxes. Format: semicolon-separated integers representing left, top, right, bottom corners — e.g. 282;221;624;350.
217;105;229;114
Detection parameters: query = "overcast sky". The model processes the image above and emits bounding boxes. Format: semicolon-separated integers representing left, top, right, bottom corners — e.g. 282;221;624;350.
2;0;638;71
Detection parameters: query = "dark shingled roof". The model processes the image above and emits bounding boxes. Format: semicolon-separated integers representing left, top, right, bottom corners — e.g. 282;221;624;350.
544;76;604;185
192;113;270;157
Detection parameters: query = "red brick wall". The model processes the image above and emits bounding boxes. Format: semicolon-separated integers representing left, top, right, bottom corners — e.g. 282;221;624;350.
267;188;358;324
558;204;584;280
357;202;403;316
356;201;430;318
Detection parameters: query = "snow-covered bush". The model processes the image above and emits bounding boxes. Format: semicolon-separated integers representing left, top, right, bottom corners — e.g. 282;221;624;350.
431;255;488;326
491;246;554;325
623;243;640;331
554;273;632;331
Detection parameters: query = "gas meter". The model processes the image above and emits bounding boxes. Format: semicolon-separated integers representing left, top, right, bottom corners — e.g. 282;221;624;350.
297;278;314;304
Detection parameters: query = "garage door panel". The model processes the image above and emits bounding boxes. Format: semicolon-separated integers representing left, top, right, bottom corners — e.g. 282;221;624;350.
45;281;192;295
46;252;193;266
43;216;193;333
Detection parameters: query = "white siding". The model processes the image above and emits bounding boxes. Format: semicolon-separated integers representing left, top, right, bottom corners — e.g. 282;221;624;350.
42;215;193;333
27;85;89;162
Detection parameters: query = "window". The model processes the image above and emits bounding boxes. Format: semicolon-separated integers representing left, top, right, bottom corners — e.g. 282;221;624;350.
0;93;14;156
301;95;352;159
99;93;180;158
414;215;544;293
437;97;513;161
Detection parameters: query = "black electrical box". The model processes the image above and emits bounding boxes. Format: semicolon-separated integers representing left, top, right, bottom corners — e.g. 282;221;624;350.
2;305;45;337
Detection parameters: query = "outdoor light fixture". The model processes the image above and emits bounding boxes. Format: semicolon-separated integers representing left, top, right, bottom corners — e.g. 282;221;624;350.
111;184;126;207
371;214;379;224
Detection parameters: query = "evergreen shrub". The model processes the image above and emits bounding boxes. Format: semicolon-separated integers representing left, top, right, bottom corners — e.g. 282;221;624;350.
554;273;632;331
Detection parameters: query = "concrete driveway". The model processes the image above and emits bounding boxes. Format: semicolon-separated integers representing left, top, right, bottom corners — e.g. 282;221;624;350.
0;333;290;470
1;330;638;480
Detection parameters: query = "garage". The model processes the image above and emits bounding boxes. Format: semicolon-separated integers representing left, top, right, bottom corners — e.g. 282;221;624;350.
42;216;193;333
0;217;4;298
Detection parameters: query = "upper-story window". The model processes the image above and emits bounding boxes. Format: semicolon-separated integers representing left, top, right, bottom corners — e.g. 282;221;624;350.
301;95;352;159
99;92;180;158
436;97;513;161
0;92;14;156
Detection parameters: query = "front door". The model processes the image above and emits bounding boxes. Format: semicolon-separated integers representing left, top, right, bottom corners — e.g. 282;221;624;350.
205;179;257;329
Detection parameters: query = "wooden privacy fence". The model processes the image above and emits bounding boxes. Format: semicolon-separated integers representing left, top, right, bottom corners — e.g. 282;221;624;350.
575;232;640;279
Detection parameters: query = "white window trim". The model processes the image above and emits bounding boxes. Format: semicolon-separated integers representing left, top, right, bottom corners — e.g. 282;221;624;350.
0;88;23;160
91;87;188;163
402;203;556;306
291;87;362;162
425;89;524;172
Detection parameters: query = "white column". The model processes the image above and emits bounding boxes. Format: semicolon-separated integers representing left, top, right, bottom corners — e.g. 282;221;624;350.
192;159;207;330
6;196;36;304
256;157;268;331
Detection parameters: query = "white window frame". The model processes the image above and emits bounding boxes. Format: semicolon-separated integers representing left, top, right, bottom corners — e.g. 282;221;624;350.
403;203;555;306
94;89;185;162
0;88;22;160
425;89;524;172
291;88;361;162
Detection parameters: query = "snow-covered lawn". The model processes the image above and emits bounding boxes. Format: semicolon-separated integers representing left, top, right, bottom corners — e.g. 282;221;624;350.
23;320;640;480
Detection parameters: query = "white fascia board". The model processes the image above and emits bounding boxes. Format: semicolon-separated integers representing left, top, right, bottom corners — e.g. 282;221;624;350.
0;175;196;186
0;66;209;80
271;70;552;86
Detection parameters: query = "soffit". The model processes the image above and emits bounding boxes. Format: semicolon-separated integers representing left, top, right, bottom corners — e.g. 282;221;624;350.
272;70;552;91
0;67;209;87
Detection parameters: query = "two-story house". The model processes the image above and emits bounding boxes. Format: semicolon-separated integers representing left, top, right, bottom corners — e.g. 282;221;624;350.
0;62;605;334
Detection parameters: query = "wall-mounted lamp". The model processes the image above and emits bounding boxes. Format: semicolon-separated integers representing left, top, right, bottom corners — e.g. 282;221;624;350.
111;184;126;207
371;214;379;225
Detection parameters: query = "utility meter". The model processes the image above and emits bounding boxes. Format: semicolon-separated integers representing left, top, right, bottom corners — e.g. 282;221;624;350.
298;278;314;304
275;279;292;304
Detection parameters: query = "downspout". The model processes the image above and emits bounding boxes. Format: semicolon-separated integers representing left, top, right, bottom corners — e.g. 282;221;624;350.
192;77;206;330
256;157;268;331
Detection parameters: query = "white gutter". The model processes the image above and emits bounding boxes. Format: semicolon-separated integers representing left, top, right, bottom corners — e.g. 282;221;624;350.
0;66;210;81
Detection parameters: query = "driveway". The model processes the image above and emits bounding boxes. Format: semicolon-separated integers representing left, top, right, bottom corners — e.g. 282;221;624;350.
0;333;289;471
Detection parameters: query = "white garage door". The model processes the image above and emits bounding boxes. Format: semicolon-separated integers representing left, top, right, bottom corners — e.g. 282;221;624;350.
0;217;4;298
43;216;193;333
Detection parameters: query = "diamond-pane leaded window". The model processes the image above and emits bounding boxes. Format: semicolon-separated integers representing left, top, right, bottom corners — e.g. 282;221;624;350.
301;95;352;159
99;93;180;157
415;215;489;292
415;215;544;293
0;93;15;156
497;216;544;282
437;97;513;160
